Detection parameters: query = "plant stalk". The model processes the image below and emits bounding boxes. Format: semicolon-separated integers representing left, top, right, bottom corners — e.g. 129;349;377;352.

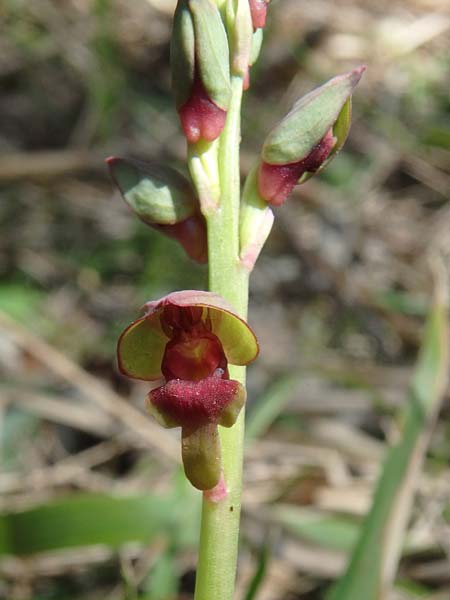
194;75;248;600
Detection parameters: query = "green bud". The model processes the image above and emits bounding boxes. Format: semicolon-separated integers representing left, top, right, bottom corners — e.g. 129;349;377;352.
107;157;196;225
262;67;365;165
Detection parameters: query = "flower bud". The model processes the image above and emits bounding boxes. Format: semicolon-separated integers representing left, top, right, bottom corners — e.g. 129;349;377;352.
171;0;231;143
258;66;365;205
107;157;207;263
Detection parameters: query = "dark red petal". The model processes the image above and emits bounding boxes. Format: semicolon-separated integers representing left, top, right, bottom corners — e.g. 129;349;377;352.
155;213;208;264
148;374;244;429
162;304;204;331
258;161;302;206
140;290;259;367
258;129;336;205
178;77;227;144
162;332;227;381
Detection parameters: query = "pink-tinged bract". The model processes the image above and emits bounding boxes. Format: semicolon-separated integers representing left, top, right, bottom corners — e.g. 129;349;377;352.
249;0;268;29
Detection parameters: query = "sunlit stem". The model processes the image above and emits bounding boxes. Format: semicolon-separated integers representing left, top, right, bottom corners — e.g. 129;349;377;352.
192;75;249;600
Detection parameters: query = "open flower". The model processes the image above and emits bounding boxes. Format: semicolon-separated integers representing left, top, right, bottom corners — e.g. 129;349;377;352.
117;290;259;490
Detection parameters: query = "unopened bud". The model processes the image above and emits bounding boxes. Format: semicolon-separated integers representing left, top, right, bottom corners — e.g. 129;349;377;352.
258;129;336;206
258;66;365;205
107;157;207;263
179;77;228;144
171;0;231;143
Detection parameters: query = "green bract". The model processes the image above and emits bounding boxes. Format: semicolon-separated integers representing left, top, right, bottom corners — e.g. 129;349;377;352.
226;0;253;76
262;66;365;165
107;158;196;225
117;290;259;381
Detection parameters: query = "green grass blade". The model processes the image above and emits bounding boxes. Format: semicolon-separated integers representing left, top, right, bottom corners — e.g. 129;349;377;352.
141;547;179;600
245;375;295;441
0;491;199;556
244;538;271;600
273;506;359;554
328;265;449;600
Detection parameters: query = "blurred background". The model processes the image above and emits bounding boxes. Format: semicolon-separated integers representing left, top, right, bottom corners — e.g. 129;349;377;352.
1;0;450;598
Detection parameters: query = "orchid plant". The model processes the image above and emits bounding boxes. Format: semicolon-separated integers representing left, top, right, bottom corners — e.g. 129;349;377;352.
107;1;364;598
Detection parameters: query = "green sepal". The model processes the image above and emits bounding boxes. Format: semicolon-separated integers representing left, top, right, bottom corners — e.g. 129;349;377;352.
190;0;231;110
171;0;196;108
262;67;365;165
182;424;222;490
117;311;168;381
330;96;352;155
107;157;197;226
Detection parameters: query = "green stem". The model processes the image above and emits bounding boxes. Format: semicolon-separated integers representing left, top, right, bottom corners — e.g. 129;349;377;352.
194;75;249;600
